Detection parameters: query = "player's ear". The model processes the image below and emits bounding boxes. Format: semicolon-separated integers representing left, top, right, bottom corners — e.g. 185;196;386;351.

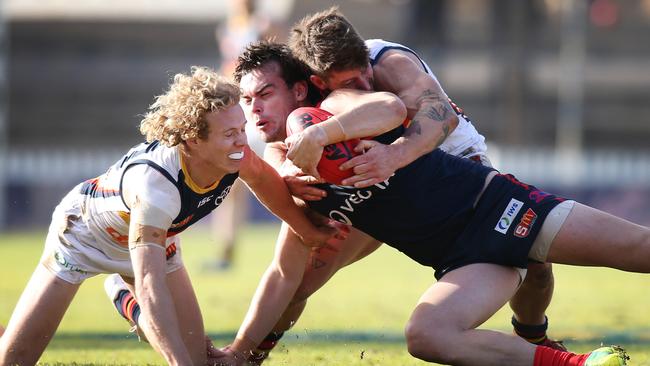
309;74;328;91
182;137;200;153
292;80;308;102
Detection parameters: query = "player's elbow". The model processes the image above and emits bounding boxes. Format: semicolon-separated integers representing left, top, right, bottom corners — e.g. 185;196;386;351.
378;92;407;128
446;113;459;134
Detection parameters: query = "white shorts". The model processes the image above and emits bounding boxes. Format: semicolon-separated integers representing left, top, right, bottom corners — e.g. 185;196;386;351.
39;188;184;284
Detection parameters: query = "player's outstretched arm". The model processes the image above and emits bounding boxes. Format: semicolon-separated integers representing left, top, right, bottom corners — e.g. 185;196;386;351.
128;223;193;365
121;167;196;366
375;50;458;165
285;89;406;179
239;146;335;247
229;223;311;363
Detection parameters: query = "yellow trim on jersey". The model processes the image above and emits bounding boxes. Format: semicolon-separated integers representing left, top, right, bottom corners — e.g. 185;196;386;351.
179;154;220;194
117;211;131;224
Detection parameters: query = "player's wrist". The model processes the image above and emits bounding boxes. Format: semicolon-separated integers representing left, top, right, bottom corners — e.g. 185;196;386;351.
318;116;347;144
387;142;408;170
231;334;258;359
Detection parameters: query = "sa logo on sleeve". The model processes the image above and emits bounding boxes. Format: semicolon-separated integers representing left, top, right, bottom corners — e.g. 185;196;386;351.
514;208;538;238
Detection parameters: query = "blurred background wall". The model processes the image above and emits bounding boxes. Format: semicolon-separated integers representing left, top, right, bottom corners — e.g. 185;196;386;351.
1;0;649;229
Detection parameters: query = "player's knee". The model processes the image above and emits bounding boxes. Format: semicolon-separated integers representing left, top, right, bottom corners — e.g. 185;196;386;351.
404;320;459;364
522;262;554;290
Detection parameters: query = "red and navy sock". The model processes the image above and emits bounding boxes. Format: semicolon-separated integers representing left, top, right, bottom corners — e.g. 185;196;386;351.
533;346;590;366
113;289;141;325
249;331;285;362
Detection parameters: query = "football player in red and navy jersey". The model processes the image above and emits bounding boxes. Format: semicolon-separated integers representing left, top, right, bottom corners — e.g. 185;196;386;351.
216;11;559;365
287;6;564;354
219;25;641;366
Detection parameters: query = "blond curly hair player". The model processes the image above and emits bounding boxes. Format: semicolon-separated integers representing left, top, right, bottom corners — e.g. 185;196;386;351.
0;66;334;366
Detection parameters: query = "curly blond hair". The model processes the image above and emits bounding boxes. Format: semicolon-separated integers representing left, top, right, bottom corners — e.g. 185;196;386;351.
140;66;240;147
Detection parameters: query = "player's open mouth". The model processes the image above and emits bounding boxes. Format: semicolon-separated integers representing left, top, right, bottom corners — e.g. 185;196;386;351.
256;120;268;129
228;151;244;160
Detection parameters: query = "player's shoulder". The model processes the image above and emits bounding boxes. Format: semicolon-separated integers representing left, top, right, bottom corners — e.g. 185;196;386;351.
142;144;181;178
119;143;181;189
367;39;414;63
366;38;407;53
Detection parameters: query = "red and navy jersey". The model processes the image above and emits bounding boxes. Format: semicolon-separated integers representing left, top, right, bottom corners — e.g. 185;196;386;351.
307;128;567;278
307;127;494;268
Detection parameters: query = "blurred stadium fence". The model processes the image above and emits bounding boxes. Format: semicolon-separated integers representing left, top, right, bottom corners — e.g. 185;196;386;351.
2;146;650;229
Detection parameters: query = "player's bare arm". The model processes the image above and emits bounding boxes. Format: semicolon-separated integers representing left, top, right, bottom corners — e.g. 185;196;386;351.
285;89;406;179
239;145;334;247
339;50;459;187
263;141;327;202
127;216;193;365
227;223;311;364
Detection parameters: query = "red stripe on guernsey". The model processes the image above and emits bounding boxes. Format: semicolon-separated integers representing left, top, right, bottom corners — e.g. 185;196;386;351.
165;242;177;260
534;346;590;366
80;177;120;198
167;211;196;236
449;98;464;115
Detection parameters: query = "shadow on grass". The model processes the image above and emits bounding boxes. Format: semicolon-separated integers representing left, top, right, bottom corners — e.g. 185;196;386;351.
48;330;650;349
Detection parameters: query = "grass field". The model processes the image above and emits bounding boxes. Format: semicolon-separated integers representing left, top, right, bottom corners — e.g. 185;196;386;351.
2;224;650;365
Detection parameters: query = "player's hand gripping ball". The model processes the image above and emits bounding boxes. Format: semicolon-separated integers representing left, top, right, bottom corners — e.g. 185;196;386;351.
286;107;360;185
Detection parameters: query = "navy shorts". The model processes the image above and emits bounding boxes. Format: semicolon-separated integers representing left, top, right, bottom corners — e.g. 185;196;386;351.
434;174;567;280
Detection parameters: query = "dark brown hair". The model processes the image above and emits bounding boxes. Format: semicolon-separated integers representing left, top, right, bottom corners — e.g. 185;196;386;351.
288;6;369;77
234;41;321;104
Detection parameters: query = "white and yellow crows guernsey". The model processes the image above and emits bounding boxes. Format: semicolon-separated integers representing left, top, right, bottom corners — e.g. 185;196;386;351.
41;141;238;283
366;39;488;160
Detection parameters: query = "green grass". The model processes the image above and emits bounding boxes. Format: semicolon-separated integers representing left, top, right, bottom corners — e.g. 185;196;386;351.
2;224;650;365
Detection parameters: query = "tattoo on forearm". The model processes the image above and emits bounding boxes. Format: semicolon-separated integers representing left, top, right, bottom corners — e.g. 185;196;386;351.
415;89;452;122
404;120;422;137
434;121;451;148
410;89;454;147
